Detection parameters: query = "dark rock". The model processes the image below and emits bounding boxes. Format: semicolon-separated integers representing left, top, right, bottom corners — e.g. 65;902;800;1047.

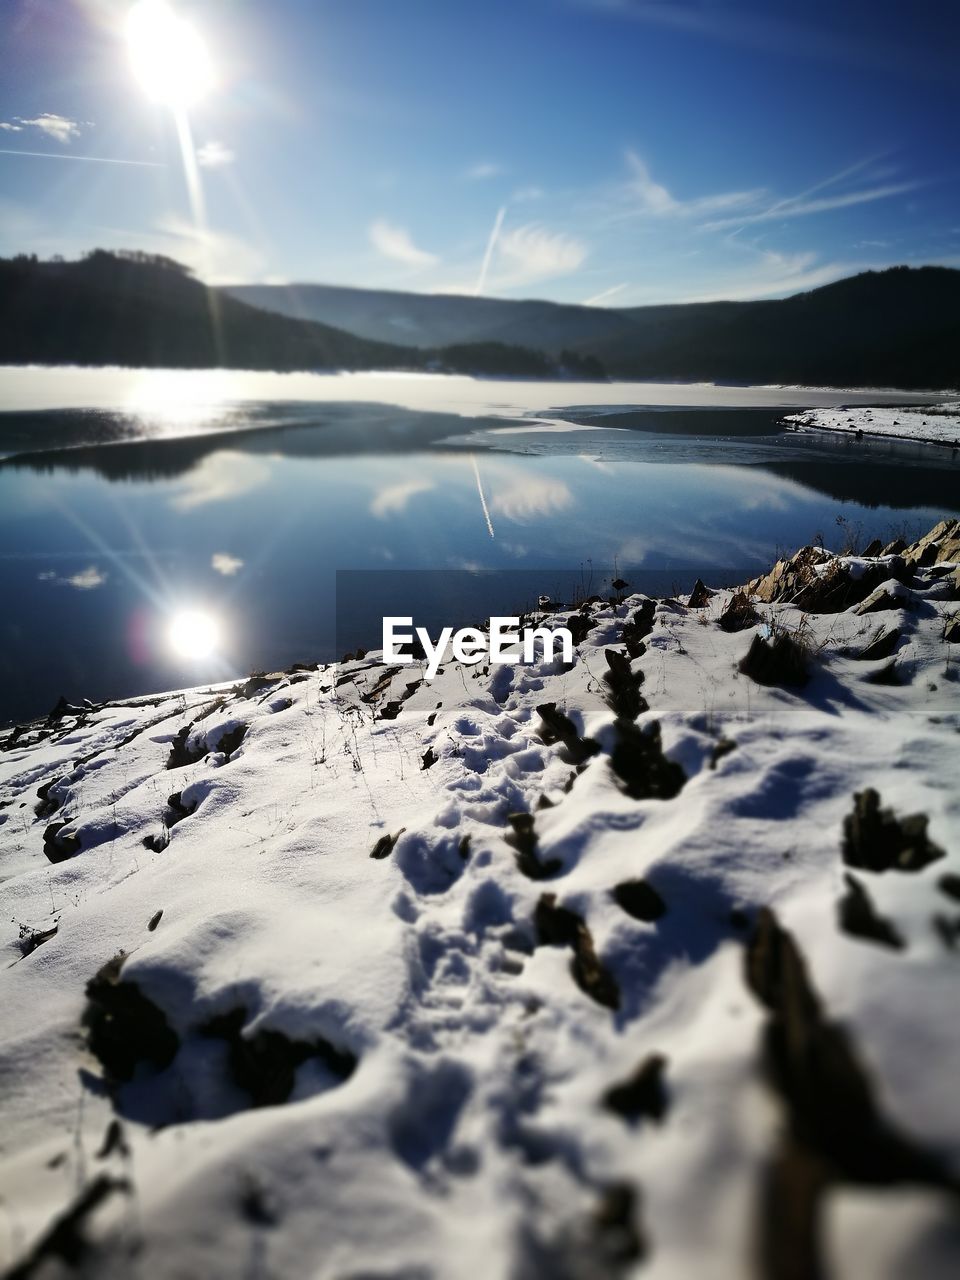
43;820;81;863
864;659;903;685
854;627;901;661
2;1174;129;1279
147;910;163;932
18;924;58;957
837;873;905;949
739;631;809;689
201;1007;356;1108
709;737;737;769
536;702;600;764
854;586;908;615
535;893;620;1010
602;1054;669;1124
862;538;884;557
688;578;712;608
938;873;960;903
507;812;561;880
612;879;666;922
84;953;179;1083
610;720;686;801
842;788;945;873
945;614;960;644
370;828;406;860
420;746;438;770
589;1182;646;1266
602;648;647;720
622;599;655;657
718;590;760;633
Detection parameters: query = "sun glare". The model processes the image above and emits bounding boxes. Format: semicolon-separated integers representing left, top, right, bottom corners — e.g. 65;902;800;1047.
126;0;215;108
168;608;220;661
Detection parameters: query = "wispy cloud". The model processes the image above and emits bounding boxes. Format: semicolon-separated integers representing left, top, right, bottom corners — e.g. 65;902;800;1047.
370;477;434;517
66;566;107;590
624;150;765;218
197;140;234;169
369;218;438;267
211;552;244;576
495;222;588;286
1;114;84;144
464;161;502;181
700;181;921;232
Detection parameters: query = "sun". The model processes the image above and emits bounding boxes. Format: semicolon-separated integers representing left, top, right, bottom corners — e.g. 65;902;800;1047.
126;1;215;108
167;608;221;661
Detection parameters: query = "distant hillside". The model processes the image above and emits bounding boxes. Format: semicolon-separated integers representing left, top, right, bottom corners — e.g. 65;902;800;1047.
230;267;960;389
0;252;603;379
0;251;410;372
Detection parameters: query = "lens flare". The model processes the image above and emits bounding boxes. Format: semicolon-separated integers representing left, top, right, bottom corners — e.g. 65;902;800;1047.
126;1;215;108
168;608;220;660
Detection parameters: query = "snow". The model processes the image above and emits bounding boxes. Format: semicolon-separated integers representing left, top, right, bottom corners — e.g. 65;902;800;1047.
1;532;959;1277
785;402;960;447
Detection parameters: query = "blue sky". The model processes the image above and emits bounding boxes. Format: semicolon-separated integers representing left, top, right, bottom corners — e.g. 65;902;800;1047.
1;0;958;304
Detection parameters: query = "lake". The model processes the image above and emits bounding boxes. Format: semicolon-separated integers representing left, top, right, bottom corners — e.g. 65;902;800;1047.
1;367;957;725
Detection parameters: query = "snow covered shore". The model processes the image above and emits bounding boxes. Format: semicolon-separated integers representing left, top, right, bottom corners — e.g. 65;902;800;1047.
1;523;959;1279
785;402;960;448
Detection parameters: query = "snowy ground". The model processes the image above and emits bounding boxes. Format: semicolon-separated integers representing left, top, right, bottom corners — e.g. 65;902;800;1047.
1;525;959;1278
785;403;960;448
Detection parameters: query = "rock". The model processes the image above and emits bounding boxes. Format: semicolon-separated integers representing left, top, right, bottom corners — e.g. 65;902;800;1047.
536;702;600;764
854;627;901;661
837;873;904;949
861;538;884;557
882;537;907;555
602;1054;669;1124
739;631;809;688
612;879;667;922
610;720;686;801
507;812;561;880
944;613;960;643
535;893;620;1010
718;590;759;632
83;953;179;1082
43;820;81;863
688;578;712;608
370;828;405;860
621;599;655;657
603;648;647;720
854;586;908;615
842;788;945;873
938;873;960;904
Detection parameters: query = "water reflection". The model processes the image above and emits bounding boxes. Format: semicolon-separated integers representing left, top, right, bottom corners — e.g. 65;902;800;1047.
1;405;958;724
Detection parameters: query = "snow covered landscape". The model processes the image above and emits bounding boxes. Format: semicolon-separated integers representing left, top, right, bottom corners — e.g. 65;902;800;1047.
1;518;958;1279
785;403;960;449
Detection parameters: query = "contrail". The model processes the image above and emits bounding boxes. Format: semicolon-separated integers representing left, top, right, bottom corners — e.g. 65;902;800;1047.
470;453;495;539
0;148;164;167
474;205;505;297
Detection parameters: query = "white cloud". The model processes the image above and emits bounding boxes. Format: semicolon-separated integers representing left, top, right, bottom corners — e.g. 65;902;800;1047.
9;114;83;144
211;552;244;576
464;161;502;181
369;219;438;268
171;452;271;511
196;140;234;168
490;475;574;521
370;478;434;517
699;181;920;232
624;150;764;218
0;123;22;133
148;215;268;284
495;222;588;286
67;566;106;590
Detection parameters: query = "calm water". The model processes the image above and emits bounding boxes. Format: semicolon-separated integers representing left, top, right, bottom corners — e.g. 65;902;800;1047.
0;368;956;724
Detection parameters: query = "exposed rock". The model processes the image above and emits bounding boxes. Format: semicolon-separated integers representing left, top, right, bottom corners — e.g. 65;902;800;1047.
612;879;667;922
750;544;911;614
938;873;960;904
688;578;712;608
861;538;884;557
420;746;438;770
3;1174;130;1280
944;613;960;644
536;702;600;764
854;586;908;615
738;631;809;689
717;590;759;633
535;892;620;1010
84;953;179;1083
837;873;904;949
602;649;647;720
588;1182;646;1267
609;720;686;801
842;788;945;873
370;828;406;860
508;812;561;880
709;737;738;769
43;820;81;863
621;599;655;657
200;1007;356;1108
18;924;58;957
854;627;901;661
602;1054;669;1124
863;659;903;686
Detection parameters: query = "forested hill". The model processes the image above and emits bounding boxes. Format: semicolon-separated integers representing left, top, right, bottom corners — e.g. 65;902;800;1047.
0;251;410;372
